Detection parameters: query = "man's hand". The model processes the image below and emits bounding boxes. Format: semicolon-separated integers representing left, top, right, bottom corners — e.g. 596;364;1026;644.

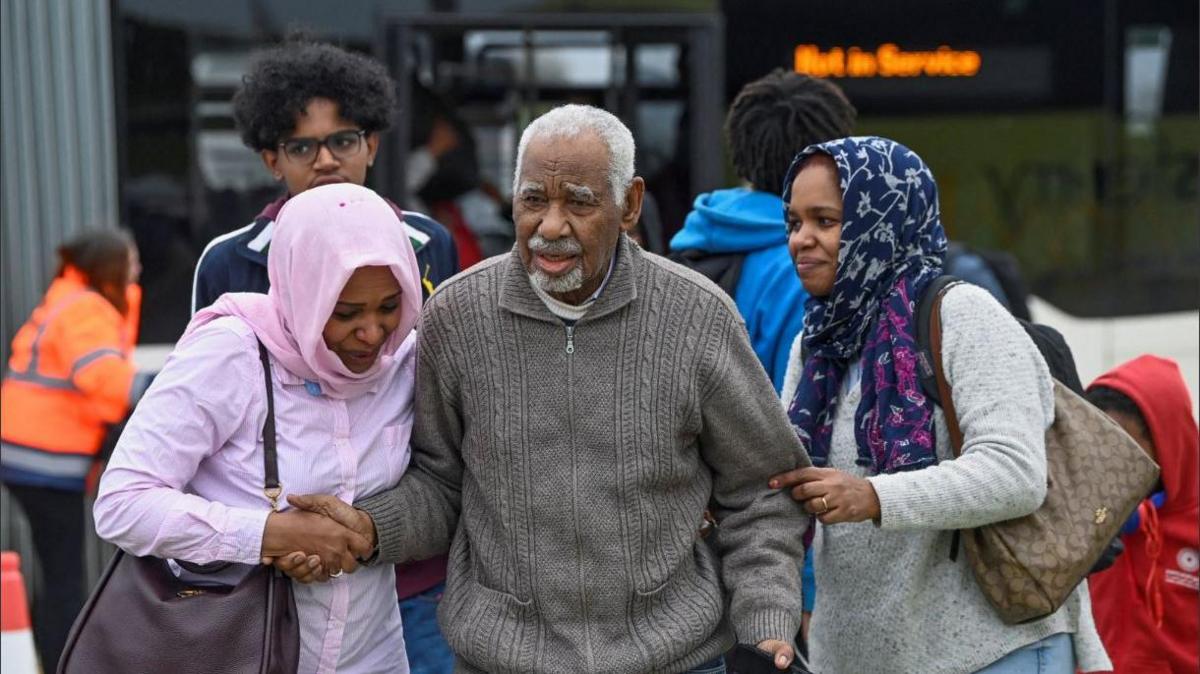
769;466;881;525
756;639;796;670
287;493;378;552
260;509;372;577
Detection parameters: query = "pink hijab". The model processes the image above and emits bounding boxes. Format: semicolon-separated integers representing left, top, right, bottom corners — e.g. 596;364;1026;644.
186;183;422;399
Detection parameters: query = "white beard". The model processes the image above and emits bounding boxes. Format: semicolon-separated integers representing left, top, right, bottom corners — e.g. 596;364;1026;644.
529;263;584;294
526;233;585;295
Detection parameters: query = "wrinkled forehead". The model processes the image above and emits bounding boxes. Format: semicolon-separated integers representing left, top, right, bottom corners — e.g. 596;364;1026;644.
519;133;608;183
516;178;601;202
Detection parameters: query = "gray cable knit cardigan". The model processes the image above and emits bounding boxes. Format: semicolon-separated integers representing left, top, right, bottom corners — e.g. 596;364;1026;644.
358;236;810;674
780;283;1111;674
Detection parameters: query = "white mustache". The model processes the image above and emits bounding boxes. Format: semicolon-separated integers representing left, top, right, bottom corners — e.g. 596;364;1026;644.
528;234;582;256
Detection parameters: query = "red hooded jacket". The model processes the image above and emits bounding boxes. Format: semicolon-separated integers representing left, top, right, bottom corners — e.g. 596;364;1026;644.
1088;355;1199;673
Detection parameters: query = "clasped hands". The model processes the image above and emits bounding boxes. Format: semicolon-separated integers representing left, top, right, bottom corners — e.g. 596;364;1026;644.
260;494;377;583
261;492;803;669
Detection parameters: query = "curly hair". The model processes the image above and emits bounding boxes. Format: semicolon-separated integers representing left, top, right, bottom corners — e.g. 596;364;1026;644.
726;69;856;195
233;39;397;151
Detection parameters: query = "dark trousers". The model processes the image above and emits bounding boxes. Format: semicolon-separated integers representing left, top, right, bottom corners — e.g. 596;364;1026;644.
6;483;86;672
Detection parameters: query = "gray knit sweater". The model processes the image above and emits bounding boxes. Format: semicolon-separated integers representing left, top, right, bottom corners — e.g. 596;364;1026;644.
359;236;810;674
781;283;1111;674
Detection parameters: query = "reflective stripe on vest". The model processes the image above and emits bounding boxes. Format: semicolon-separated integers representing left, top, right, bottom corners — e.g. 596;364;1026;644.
0;441;94;479
5;290;112;392
69;347;124;377
3;368;76;390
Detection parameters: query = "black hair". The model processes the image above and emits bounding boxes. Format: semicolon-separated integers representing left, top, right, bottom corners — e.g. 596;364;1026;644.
1086;386;1150;439
57;228;135;312
232;38;396;151
726;69;857;195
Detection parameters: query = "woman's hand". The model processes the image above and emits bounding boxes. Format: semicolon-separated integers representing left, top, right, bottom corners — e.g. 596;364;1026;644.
756;639;796;670
261;509;373;577
268;551;326;584
769;466;881;525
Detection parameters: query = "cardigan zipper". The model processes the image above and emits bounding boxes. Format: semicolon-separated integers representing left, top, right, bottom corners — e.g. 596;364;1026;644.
563;325;595;669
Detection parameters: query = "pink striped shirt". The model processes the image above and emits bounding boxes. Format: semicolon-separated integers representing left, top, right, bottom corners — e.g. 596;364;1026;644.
95;317;413;674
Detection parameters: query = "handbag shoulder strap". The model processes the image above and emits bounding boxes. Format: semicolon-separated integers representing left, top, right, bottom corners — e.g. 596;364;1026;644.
256;341;282;511
927;282;968;562
927;284;965;456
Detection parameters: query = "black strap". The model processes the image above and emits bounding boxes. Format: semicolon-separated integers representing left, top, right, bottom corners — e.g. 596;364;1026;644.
256;341;282;510
668;249;746;299
175;342;280;575
915;274;962;407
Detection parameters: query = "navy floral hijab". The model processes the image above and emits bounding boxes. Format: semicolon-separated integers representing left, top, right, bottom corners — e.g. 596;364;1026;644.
784;136;948;474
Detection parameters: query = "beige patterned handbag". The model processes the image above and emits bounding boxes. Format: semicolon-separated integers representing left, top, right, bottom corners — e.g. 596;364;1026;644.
928;287;1161;624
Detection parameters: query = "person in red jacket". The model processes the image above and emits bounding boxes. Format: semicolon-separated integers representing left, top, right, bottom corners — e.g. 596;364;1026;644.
1087;355;1199;674
1;228;149;671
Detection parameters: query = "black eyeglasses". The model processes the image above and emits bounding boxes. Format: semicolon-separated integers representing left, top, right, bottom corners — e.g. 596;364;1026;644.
278;130;366;164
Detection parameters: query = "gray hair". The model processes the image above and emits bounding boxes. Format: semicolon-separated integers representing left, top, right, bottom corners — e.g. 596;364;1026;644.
513;104;636;209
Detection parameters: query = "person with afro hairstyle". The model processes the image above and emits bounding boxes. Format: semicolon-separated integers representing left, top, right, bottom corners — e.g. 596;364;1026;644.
188;38;459;674
191;38;458;314
669;69;855;391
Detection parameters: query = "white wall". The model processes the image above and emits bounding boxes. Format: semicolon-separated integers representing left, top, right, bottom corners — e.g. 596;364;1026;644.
133;344;175;372
1030;296;1200;419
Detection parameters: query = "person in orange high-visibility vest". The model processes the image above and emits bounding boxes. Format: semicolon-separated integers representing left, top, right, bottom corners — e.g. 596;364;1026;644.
1;228;148;671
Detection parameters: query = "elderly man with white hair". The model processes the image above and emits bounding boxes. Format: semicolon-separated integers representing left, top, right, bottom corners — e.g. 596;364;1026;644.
288;104;811;673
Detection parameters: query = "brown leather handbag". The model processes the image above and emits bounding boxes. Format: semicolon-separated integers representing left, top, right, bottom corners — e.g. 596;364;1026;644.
926;285;1161;624
59;342;300;673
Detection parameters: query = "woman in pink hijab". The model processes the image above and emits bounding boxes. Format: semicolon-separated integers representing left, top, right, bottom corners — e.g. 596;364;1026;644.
95;183;423;674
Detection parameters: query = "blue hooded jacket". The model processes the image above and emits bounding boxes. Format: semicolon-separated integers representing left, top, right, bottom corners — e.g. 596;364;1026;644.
669;187;807;392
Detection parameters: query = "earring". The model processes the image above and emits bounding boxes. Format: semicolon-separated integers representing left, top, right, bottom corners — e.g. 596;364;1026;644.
273;173;282;180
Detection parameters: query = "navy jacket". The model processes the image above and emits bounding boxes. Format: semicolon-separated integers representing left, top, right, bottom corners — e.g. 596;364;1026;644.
192;195;459;314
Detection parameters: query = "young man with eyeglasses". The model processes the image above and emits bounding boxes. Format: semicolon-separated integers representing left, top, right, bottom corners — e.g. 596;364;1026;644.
191;39;459;313
189;38;459;674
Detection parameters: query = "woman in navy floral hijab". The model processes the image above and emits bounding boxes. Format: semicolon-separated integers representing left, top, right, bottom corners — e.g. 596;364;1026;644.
769;137;1109;674
785;136;947;479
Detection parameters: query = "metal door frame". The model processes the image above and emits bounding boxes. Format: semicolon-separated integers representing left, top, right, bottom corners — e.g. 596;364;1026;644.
374;11;725;204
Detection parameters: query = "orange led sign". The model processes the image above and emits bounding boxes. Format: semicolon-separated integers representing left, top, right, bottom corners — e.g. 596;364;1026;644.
794;43;982;78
